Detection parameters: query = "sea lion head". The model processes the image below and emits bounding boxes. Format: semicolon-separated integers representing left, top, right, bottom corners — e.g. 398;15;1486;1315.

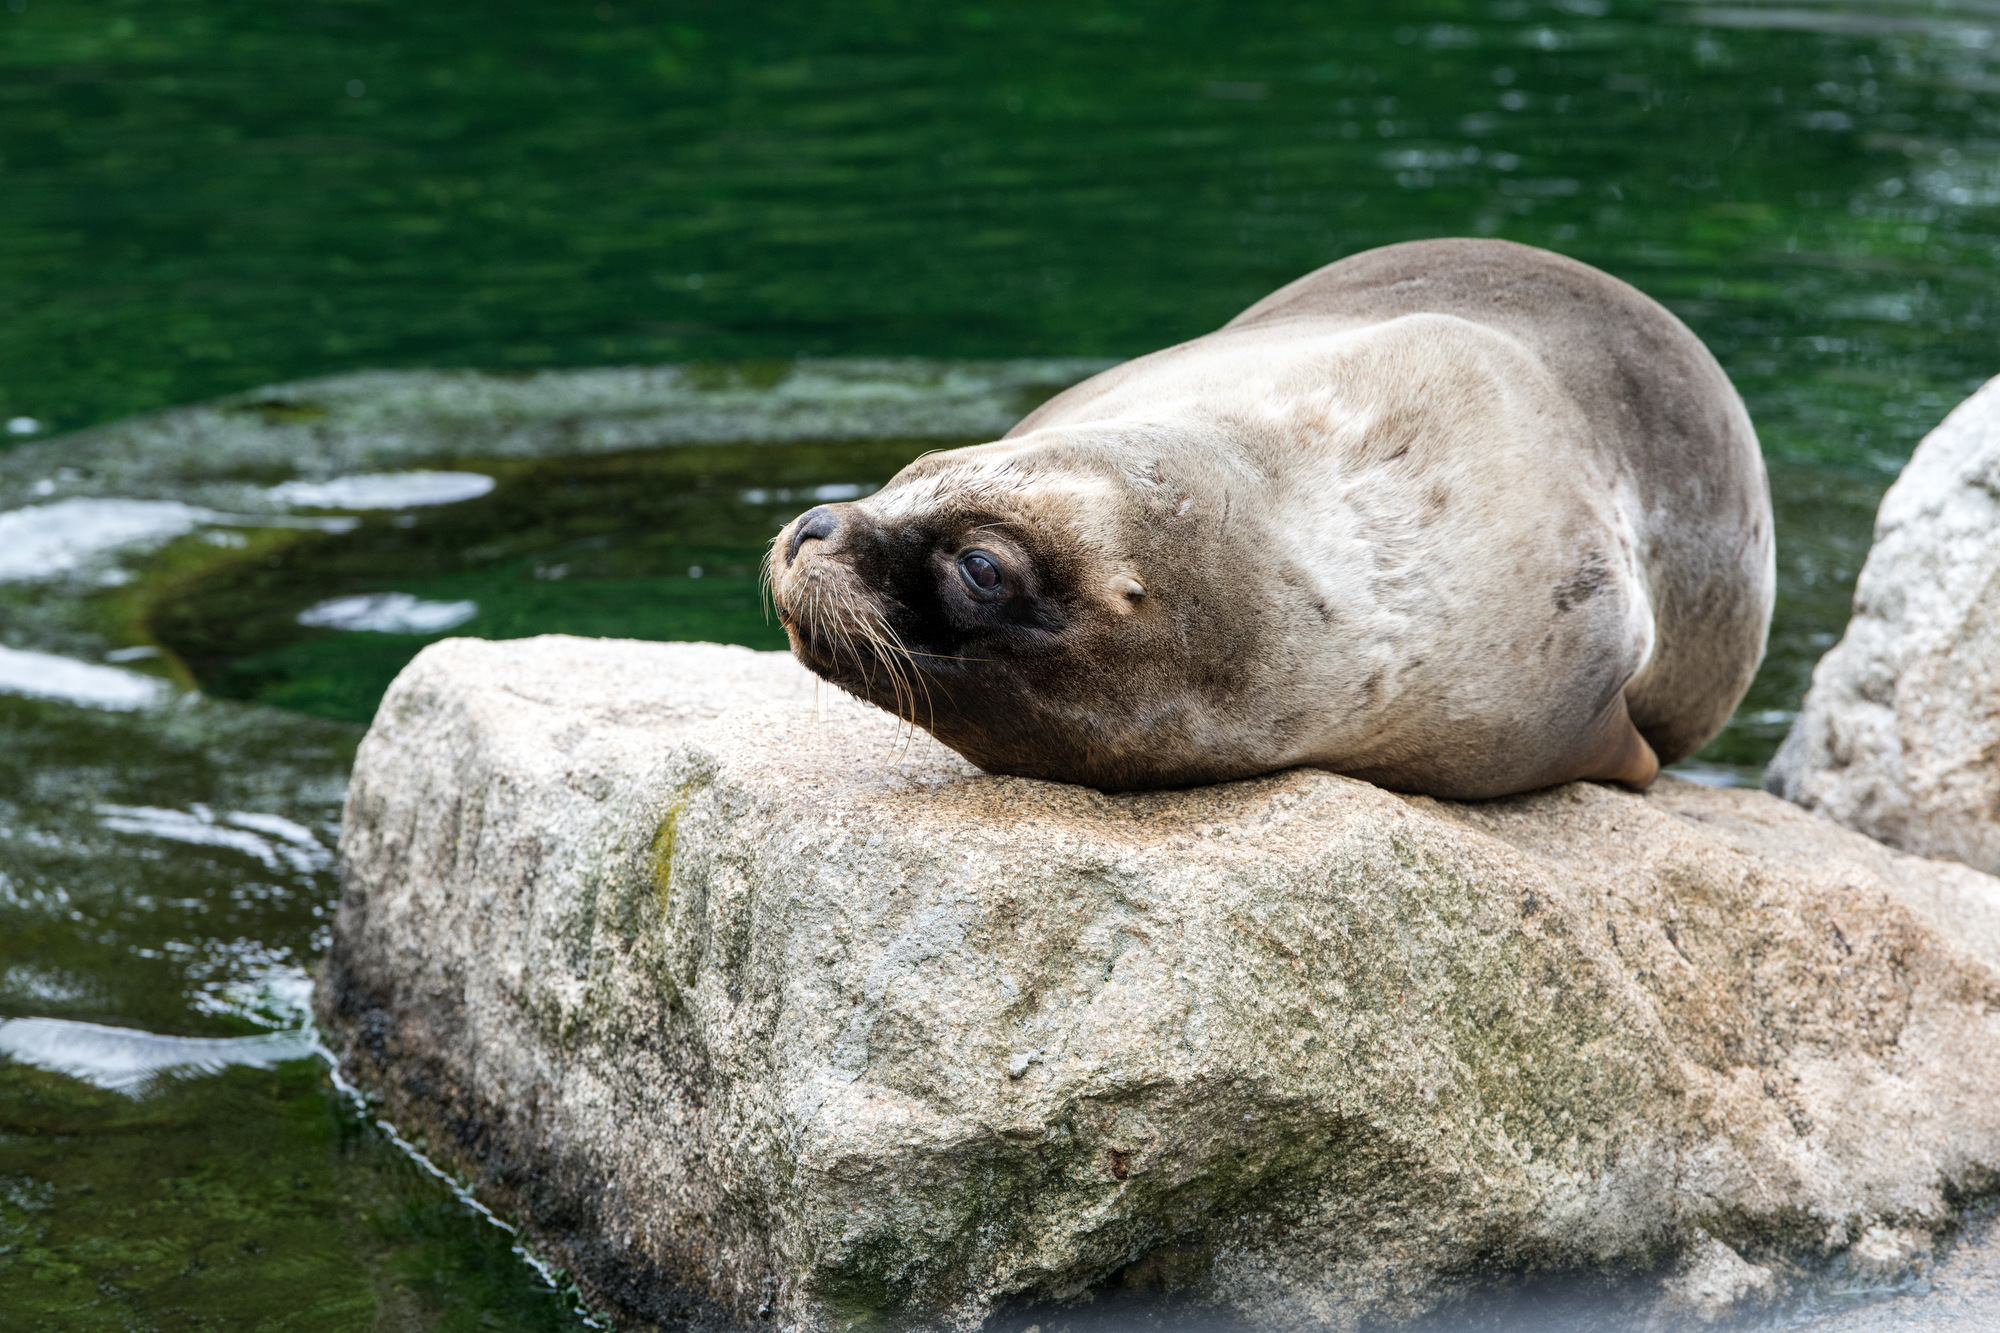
768;429;1288;790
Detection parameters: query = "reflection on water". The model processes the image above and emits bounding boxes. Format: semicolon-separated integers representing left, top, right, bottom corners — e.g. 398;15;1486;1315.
0;1017;318;1095
267;471;500;511
0;499;218;581
295;591;481;634
0;644;168;709
3;0;1995;1327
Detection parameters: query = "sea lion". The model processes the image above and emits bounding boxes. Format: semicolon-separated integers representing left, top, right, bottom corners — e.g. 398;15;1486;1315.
767;238;1774;799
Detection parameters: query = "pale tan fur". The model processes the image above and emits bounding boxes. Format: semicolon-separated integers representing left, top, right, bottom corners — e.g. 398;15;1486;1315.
769;240;1773;798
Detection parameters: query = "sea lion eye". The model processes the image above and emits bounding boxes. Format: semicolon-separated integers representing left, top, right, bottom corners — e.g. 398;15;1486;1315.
958;549;1005;596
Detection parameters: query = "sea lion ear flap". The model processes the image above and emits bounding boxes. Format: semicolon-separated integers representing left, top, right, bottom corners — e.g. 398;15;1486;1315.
1107;574;1147;614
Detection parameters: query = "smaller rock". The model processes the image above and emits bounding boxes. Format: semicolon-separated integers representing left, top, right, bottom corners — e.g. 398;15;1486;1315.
1661;1233;1776;1323
1768;375;2000;873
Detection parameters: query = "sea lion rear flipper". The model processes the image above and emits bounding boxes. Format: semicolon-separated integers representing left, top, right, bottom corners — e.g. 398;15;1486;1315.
1577;693;1660;790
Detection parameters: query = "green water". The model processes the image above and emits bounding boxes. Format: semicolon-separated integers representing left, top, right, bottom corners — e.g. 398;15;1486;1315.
4;0;1998;1327
4;0;1998;471
0;691;586;1329
147;438;938;722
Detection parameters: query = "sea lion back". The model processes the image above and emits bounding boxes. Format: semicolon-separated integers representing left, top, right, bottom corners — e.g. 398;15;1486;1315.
1224;238;1774;767
1013;238;1774;772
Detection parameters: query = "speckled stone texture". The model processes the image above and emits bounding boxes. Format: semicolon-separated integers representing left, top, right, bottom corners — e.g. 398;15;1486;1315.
316;637;2000;1332
1767;375;2000;874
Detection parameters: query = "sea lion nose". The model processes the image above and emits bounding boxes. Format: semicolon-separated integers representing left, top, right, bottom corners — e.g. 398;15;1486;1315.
785;505;840;565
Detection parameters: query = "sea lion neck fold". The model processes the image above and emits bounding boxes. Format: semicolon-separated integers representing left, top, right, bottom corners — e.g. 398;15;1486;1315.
770;238;1772;798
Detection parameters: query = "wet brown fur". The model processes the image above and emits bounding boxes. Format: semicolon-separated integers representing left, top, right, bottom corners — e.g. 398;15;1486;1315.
768;239;1773;798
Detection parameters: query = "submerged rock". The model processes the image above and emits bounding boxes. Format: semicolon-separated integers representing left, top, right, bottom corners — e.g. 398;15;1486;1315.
0;359;1109;515
1767;376;2000;874
317;637;2000;1331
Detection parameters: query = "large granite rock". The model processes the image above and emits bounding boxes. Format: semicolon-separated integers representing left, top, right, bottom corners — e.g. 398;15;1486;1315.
316;637;2000;1331
1767;376;2000;874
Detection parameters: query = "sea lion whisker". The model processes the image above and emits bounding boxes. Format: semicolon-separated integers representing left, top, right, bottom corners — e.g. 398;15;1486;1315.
852;626;907;740
832;599;922;742
871;616;938;739
857;615;919;739
814;576;890;698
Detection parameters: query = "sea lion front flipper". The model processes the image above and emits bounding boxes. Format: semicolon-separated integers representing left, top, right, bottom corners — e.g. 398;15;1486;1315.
1577;693;1660;790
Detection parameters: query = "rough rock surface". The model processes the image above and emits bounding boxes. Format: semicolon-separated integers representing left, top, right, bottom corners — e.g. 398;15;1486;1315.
317;637;2000;1332
1767;376;2000;874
